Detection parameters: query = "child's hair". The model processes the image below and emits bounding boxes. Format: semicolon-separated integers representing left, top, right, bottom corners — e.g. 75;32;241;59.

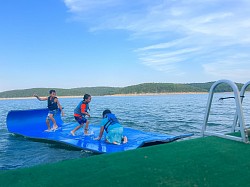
83;94;91;101
102;109;111;118
49;90;56;94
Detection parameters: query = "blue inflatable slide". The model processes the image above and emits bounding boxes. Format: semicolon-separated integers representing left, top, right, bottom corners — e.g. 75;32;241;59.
6;108;193;153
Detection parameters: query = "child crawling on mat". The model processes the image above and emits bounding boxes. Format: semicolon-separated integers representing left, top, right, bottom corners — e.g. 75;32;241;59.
34;90;64;132
95;109;128;145
70;94;91;136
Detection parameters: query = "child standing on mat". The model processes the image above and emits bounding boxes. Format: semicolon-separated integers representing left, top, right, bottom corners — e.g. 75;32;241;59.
70;94;91;136
95;109;128;145
33;90;64;132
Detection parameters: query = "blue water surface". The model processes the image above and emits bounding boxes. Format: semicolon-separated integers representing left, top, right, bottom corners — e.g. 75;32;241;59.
0;93;249;170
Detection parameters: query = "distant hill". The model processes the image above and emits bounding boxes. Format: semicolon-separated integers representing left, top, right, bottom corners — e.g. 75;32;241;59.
0;82;249;98
0;87;120;98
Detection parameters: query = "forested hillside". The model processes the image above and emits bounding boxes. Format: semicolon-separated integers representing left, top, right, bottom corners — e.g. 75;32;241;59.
0;87;120;98
118;83;207;94
0;82;249;98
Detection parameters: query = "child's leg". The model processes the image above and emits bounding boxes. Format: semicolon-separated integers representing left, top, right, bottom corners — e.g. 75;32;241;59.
83;121;90;135
49;114;58;129
45;118;51;131
85;121;89;130
70;124;83;136
105;139;119;145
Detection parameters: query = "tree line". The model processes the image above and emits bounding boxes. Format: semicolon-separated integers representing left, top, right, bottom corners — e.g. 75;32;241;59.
0;82;249;98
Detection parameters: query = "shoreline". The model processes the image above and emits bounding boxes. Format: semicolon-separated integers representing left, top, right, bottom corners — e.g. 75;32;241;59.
105;92;208;96
0;95;82;100
0;92;211;100
2;91;249;100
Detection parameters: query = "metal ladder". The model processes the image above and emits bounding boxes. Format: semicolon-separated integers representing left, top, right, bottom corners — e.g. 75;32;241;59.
232;81;250;132
201;79;249;143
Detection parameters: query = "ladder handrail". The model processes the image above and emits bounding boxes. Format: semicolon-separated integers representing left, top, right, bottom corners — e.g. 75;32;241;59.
232;81;250;132
202;79;248;143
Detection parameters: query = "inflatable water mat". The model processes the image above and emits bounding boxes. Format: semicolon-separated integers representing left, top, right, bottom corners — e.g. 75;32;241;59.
6;108;193;153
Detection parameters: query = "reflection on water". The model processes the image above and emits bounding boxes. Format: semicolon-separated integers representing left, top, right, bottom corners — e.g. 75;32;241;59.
0;93;249;170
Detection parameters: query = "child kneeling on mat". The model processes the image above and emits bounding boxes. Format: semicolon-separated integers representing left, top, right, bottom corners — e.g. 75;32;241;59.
95;109;128;145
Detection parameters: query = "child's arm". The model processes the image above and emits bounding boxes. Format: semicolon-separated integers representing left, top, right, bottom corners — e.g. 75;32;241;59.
56;98;64;116
81;104;90;117
82;111;90;117
95;126;104;140
33;94;47;101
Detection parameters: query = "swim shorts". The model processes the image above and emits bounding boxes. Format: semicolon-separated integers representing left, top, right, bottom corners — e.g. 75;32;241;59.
46;109;58;120
74;116;87;125
106;127;123;144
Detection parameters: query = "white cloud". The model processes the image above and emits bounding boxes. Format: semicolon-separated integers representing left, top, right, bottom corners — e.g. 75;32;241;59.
202;53;250;82
64;0;119;13
64;0;250;82
137;44;202;72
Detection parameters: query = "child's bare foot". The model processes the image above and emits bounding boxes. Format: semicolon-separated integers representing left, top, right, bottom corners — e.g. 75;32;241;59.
70;131;75;136
123;136;128;144
44;129;51;132
113;141;119;145
84;129;88;135
52;124;58;130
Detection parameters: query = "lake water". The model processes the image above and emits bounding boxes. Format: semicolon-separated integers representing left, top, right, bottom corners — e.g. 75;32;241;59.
0;93;250;170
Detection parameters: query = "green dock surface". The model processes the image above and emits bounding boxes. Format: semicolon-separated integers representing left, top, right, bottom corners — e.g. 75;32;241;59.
1;136;250;187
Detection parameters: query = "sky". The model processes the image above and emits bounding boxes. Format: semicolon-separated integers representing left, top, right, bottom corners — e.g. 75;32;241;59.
0;0;250;92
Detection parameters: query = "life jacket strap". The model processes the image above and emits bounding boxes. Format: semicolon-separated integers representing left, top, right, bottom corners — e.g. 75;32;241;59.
104;114;119;132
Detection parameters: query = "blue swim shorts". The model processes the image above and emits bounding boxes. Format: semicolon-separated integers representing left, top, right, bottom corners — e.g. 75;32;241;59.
74;116;87;125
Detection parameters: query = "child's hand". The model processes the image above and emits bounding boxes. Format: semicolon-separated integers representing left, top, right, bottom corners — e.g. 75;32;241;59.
61;111;65;116
94;137;101;141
